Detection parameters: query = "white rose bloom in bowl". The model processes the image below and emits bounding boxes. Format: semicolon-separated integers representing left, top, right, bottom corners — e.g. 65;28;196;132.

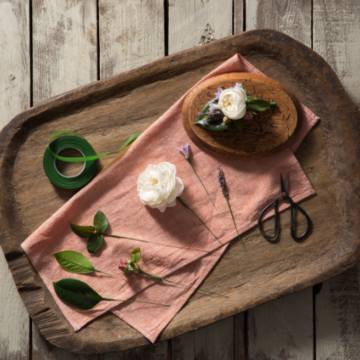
137;162;184;212
218;86;247;120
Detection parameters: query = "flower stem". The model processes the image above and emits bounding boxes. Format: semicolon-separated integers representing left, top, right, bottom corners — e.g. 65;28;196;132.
177;197;221;245
188;160;215;208
225;197;245;249
93;269;116;277
103;233;221;255
139;270;228;298
102;297;170;307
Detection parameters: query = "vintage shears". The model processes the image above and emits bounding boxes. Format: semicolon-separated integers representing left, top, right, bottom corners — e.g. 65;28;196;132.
258;174;311;241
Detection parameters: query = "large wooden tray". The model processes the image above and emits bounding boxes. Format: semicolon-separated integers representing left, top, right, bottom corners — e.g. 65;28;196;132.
1;29;360;354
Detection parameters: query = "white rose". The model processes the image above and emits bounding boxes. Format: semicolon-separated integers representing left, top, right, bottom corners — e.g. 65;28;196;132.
137;162;184;212
218;87;247;120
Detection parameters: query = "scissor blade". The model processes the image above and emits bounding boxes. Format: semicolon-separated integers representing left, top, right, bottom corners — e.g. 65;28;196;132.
285;175;289;193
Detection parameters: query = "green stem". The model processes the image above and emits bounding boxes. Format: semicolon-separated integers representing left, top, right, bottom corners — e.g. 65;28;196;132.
139;270;228;298
102;297;170;307
225;197;245;249
103;233;221;255
188;160;215;208
93;269;116;277
177;197;221;245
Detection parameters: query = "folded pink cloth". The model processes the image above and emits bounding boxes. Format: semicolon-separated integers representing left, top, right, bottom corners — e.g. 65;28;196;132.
21;54;319;343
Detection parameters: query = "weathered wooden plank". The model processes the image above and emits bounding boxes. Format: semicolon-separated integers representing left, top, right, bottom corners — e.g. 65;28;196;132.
99;1;168;358
171;317;234;360
244;2;313;359
167;2;237;358
99;0;164;79
32;0;97;105
245;0;312;47
0;1;30;359
168;0;233;54
314;1;360;358
32;323;97;360
315;265;360;360
31;0;98;358
234;0;244;35
313;0;360;107
234;314;246;360
248;289;313;360
102;342;169;360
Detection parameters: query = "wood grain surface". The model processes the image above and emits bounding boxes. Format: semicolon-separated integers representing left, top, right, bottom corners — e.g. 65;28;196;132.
1;30;360;354
242;2;314;359
0;1;30;359
182;72;299;159
314;1;360;359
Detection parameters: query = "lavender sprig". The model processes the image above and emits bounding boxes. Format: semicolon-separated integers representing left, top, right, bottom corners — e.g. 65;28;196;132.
178;145;215;207
217;166;244;248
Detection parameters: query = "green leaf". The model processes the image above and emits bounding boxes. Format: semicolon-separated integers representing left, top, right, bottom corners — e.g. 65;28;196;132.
87;233;104;253
53;278;103;310
93;211;108;233
131;248;141;263
52;251;95;274
70;224;95;238
194;102;233;131
233;119;246;130
246;95;255;102
247;99;273;112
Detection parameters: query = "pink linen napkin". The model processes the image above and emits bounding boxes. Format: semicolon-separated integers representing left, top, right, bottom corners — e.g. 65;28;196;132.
21;54;319;343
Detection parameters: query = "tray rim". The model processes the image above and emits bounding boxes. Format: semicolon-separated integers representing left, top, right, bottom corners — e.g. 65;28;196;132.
182;72;301;159
1;29;360;354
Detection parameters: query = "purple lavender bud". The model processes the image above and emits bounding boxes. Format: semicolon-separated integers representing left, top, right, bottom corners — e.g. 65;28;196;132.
214;87;223;100
217;166;228;198
178;144;190;160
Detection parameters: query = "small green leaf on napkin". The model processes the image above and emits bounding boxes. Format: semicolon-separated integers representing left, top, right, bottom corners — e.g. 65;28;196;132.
247;98;276;112
53;278;103;310
70;224;95;238
131;248;141;263
93;211;108;233
53;278;170;309
52;251;95;274
87;233;104;253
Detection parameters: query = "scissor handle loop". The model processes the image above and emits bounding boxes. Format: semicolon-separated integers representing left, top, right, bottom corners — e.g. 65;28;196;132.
289;199;311;240
257;199;278;239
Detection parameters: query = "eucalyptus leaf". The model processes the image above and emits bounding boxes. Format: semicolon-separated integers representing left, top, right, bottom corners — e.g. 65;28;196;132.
233;119;246;130
247;99;273;112
53;278;103;310
194;102;233;131
131;247;141;263
93;211;108;233
52;251;95;274
87;233;104;253
70;223;95;238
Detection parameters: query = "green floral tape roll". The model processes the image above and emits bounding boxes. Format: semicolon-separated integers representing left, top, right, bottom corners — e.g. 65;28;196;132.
43;135;97;189
43;132;140;189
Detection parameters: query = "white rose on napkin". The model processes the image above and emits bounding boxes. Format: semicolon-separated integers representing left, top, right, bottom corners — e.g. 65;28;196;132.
137;162;184;212
218;86;247;120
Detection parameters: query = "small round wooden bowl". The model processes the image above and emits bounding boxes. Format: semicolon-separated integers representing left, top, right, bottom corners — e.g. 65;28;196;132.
182;72;301;159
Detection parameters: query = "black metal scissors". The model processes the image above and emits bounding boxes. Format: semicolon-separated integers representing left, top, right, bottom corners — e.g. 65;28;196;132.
258;174;311;241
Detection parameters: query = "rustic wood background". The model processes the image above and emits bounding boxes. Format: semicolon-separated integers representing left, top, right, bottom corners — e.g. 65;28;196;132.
0;1;359;359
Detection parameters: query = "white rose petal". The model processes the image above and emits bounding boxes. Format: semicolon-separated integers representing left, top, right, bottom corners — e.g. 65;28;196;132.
218;87;247;120
137;162;184;212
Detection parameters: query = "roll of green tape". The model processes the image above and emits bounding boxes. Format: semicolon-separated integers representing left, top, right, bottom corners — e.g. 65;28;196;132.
43;136;97;189
43;131;140;189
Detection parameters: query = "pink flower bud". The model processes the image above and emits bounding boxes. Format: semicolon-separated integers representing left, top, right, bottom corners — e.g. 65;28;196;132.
118;259;127;270
244;112;253;122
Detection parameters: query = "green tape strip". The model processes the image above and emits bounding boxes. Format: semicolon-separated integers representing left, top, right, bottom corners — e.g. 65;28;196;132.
43;132;140;190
